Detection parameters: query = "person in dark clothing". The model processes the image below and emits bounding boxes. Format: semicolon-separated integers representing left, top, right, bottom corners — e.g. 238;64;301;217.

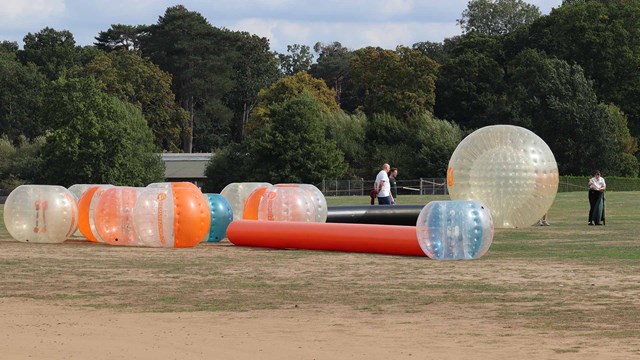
389;167;398;205
588;170;606;225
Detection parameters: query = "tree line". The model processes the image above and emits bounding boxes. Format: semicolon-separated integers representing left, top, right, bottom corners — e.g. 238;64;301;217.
1;0;639;193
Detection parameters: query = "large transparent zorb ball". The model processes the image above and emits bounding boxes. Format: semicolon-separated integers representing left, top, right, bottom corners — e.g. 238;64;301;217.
3;185;78;243
220;182;272;221
416;200;493;260
447;125;558;228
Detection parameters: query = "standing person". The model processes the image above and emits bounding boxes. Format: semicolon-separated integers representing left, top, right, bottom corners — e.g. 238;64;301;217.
588;170;606;225
374;163;393;205
389;167;398;205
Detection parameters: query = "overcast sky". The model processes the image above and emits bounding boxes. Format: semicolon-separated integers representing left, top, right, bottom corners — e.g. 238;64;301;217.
0;0;563;54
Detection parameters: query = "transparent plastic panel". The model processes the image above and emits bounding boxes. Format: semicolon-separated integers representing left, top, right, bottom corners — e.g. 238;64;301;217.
132;187;175;247
93;187;143;246
258;186;315;222
276;184;327;223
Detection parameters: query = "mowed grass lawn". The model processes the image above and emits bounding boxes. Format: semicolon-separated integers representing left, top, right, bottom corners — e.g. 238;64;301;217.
0;191;639;338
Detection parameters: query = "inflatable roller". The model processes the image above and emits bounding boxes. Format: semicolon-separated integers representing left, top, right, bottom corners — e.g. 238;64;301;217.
326;205;425;226
227;220;426;257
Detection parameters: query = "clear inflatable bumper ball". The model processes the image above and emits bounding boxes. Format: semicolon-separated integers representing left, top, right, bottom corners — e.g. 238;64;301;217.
416;200;494;260
3;185;78;243
133;182;210;248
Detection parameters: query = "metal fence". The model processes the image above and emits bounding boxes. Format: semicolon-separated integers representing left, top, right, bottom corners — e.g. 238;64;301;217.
321;176;640;196
320;178;448;196
557;176;640;192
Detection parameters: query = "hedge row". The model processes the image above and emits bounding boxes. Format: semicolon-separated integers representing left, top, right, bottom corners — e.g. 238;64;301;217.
559;176;640;192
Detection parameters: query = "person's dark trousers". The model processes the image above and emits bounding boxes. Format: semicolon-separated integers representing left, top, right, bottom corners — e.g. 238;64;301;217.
377;196;392;205
588;189;604;225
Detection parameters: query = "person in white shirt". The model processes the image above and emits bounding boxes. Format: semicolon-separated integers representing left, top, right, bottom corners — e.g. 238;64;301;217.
587;170;606;225
374;163;394;205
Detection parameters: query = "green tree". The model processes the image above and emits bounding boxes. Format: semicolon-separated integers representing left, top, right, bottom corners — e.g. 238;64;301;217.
413;114;463;178
245;92;346;183
277;44;313;75
508;49;636;176
445;32;505;59
323;111;367;178
458;0;541;35
205;92;347;188
94;24;146;52
0;41;19;54
140;5;235;152
364;113;412;176
0;135;45;190
350;46;439;119
203;143;255;192
38;77;164;186
604;104;639;177
249;72;340;133
0;52;47;143
364;112;462;179
522;0;640;137
435;51;510;129
20;27;82;80
412;41;448;65
434;33;514;129
222;31;281;142
309;41;356;111
83;49;187;151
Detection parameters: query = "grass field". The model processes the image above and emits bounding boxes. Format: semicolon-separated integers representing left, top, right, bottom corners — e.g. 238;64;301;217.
1;192;639;341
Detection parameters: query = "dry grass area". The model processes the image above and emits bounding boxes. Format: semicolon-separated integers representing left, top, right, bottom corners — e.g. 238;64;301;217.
1;192;640;359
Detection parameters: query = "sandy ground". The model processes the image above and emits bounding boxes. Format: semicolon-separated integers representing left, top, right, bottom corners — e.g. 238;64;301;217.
1;298;638;360
1;237;640;360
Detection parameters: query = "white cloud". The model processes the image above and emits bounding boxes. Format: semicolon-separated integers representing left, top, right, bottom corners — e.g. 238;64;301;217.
231;18;461;53
0;0;65;28
0;0;563;52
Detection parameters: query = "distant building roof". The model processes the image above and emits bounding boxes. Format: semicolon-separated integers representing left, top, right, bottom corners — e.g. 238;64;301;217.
161;153;212;179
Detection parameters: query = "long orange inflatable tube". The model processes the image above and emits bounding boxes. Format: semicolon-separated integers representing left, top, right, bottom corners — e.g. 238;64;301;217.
227;220;426;257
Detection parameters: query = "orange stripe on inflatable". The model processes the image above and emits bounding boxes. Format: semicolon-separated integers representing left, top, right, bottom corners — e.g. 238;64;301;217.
242;187;268;220
172;183;210;248
77;186;99;242
227;220;425;257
